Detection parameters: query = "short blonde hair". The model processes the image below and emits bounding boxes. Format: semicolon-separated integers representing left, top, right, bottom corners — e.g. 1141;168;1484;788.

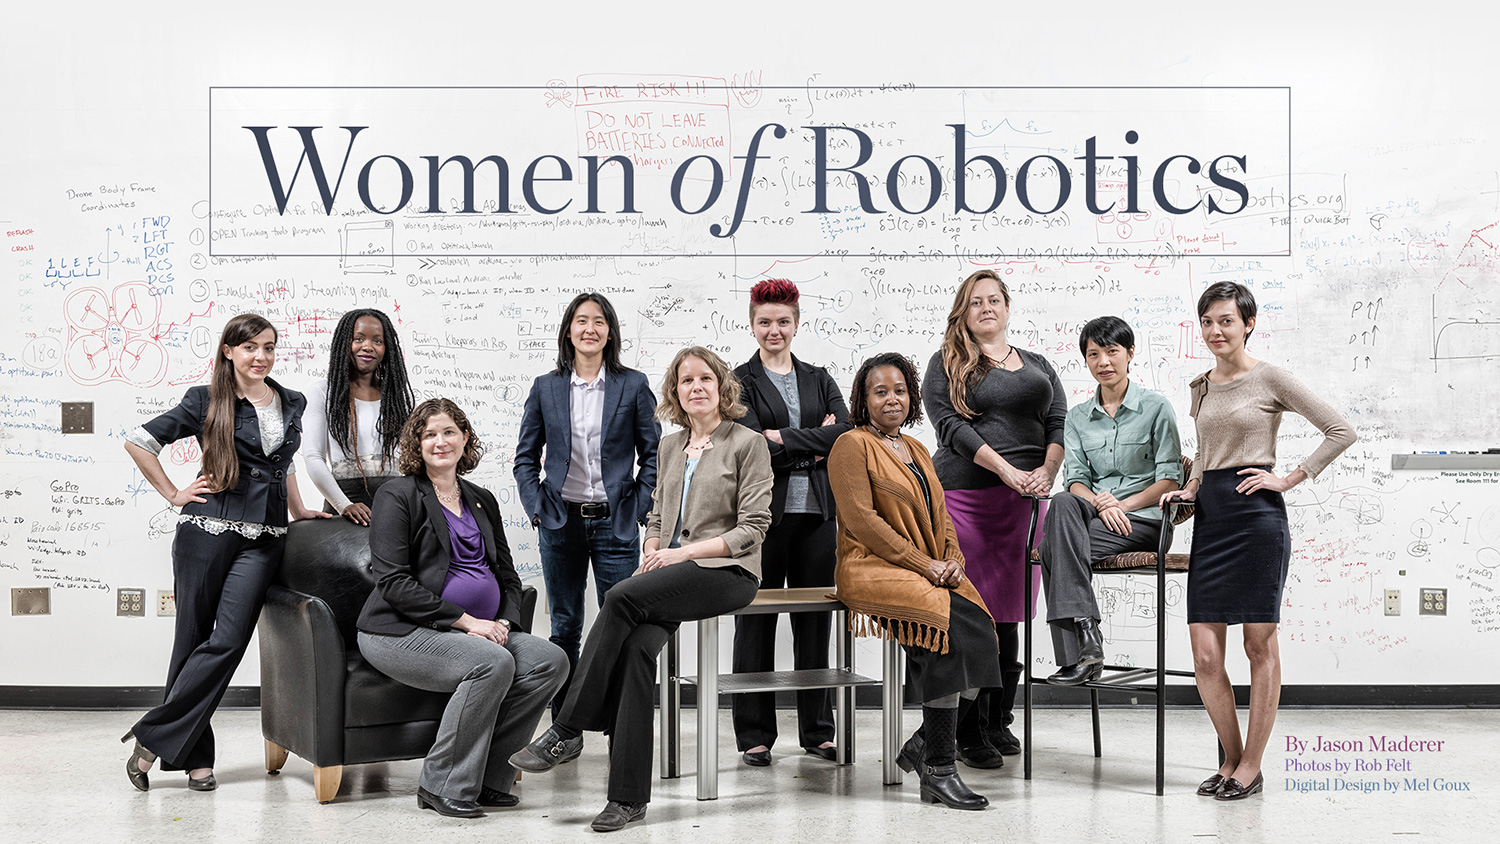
656;346;746;428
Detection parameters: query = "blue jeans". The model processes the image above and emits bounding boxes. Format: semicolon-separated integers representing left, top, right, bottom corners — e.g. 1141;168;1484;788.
539;514;640;715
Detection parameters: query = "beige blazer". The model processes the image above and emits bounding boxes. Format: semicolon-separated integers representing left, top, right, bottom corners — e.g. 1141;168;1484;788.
645;419;773;579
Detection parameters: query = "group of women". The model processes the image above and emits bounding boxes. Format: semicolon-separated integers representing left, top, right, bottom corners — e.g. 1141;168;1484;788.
119;271;1354;826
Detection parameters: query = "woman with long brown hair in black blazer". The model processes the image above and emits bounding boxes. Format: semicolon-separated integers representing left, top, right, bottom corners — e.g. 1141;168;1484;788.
121;313;328;792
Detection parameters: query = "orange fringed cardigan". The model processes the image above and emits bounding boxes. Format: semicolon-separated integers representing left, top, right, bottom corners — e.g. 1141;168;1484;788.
828;428;995;654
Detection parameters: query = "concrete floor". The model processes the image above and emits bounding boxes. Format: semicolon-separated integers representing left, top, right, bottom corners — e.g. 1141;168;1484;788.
2;707;1493;843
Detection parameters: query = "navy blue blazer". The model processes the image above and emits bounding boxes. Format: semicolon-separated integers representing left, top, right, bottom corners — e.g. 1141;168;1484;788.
140;377;305;527
513;367;660;541
356;474;526;636
733;354;851;524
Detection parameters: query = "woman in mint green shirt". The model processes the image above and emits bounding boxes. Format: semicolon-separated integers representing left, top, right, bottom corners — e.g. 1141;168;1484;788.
1038;316;1182;685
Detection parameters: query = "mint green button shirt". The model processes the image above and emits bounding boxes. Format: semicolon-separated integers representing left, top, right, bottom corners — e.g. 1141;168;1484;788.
1061;382;1184;521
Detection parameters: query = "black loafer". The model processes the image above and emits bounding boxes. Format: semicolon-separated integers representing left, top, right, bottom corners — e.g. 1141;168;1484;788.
1197;773;1227;796
591;800;647;832
957;742;1005;769
742;749;772;767
479;786;519;807
918;763;989;810
416;786;483;818
1047;662;1104;686
187;772;217;792
804;745;838;761
1215;772;1264;801
510;727;574;774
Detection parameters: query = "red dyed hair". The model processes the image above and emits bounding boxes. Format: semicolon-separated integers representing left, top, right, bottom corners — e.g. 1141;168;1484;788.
749;278;800;321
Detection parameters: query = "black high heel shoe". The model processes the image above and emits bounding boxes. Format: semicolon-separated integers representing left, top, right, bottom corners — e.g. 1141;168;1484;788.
121;731;156;792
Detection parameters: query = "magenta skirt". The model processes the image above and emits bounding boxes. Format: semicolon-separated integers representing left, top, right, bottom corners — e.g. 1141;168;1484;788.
945;485;1048;623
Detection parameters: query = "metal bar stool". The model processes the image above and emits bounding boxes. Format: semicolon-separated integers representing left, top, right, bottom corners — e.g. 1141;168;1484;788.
1022;490;1198;796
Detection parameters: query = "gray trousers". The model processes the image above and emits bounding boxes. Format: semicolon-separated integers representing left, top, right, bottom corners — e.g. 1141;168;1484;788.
358;628;568;801
1038;491;1166;666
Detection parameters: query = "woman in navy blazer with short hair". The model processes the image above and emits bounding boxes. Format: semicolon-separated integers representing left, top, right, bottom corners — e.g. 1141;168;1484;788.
513;292;661;728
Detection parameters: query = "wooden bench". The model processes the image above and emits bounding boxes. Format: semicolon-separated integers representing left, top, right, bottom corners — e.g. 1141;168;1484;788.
658;587;906;799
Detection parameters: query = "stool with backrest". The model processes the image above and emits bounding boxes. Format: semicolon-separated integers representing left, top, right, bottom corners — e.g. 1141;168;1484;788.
1021;458;1197;796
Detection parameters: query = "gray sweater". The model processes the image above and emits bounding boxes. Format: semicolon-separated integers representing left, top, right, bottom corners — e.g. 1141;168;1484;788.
923;348;1067;491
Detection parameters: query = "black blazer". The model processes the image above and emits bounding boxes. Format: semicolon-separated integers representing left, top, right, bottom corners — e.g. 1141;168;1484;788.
356;474;526;636
140;377;305;527
513;367;660;541
733;354;852;524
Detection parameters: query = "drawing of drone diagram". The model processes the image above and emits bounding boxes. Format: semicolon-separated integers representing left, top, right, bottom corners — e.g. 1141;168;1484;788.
62;282;171;387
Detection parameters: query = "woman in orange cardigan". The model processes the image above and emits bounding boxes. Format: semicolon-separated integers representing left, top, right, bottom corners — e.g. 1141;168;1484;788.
828;352;1001;811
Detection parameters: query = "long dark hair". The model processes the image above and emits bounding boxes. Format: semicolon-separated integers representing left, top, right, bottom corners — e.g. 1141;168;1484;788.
204;314;276;492
554;292;625;376
325;308;414;473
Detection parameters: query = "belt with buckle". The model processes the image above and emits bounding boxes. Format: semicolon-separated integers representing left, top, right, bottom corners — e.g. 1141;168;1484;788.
566;501;610;519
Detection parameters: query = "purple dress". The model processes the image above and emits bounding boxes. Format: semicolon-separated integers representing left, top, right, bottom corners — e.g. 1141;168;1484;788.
439;501;501;621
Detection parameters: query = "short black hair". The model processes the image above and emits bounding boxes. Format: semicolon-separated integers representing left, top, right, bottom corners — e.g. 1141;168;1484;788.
555;292;625;376
1196;281;1258;334
849;352;924;428
1078;315;1136;357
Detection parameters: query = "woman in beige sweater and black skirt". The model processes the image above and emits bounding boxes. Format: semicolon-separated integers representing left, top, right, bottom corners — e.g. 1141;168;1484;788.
1161;282;1356;801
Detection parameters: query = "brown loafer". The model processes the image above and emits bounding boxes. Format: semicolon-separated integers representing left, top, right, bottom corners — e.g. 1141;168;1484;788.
1196;773;1226;796
1215;772;1264;800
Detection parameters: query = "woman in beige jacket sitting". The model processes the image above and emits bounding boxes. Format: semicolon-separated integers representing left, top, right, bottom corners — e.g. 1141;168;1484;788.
512;346;772;832
828;351;1001;811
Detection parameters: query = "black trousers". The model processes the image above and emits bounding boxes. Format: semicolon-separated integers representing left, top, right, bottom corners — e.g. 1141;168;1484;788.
557;562;760;804
731;513;836;751
133;522;283;770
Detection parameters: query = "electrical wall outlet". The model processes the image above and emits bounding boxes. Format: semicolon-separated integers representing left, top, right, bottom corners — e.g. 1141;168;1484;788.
117;588;146;617
157;590;176;617
1384;589;1400;616
1420;588;1447;616
11;588;50;616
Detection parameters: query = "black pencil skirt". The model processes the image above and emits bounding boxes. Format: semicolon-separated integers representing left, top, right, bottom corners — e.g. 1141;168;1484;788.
1187;466;1292;625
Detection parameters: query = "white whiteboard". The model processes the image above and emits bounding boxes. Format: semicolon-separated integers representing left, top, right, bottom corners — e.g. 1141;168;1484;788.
2;2;1499;691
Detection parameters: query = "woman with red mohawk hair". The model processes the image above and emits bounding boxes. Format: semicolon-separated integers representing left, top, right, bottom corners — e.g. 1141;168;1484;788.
731;278;852;766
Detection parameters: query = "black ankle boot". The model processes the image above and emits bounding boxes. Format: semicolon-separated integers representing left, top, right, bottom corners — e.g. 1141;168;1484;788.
919;763;990;810
917;705;988;809
896;724;926;773
1077;617;1104;664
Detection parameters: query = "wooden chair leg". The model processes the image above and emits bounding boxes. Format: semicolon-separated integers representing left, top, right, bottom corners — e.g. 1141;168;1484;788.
313;765;343;804
264;739;289;774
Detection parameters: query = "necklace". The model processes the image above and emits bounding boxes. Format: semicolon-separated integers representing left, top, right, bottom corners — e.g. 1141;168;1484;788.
684;430;714;454
435;485;461;504
988;344;1017;368
244;384;271;404
869;425;906;455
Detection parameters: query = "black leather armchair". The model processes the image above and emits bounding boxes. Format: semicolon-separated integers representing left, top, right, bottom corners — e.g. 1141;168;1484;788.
257;517;537;803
